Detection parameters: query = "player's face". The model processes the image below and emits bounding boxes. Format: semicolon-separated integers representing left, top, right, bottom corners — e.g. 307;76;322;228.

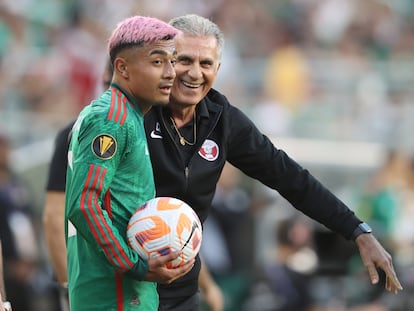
170;33;221;108
123;40;176;111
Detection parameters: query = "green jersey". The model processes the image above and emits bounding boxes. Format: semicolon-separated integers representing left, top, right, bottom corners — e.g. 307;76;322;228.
65;85;157;311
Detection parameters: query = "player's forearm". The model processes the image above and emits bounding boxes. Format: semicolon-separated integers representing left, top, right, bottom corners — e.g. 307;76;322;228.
43;192;68;284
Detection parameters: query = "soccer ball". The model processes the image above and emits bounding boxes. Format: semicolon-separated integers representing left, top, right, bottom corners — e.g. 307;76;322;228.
127;197;202;268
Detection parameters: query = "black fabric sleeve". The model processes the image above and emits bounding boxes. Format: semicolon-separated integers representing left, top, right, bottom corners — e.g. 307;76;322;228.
226;106;361;240
46;122;75;191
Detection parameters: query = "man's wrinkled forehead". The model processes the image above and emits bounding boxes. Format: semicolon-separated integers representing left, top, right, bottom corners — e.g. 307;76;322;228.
174;33;220;62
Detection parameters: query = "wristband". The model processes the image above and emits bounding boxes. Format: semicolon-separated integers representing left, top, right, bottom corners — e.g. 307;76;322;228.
352;222;372;240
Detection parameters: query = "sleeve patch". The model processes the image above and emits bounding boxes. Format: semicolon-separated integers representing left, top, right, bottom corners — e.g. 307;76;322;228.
91;134;117;159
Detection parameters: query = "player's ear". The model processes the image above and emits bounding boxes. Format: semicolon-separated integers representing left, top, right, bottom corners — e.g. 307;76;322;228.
114;57;128;78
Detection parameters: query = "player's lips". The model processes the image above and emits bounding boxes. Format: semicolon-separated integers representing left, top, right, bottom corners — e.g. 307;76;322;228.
159;83;173;94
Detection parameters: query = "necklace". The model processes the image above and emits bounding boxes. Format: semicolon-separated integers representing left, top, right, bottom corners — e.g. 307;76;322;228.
170;112;197;146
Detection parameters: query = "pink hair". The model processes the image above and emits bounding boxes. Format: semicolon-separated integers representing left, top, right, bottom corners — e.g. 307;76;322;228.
108;16;178;53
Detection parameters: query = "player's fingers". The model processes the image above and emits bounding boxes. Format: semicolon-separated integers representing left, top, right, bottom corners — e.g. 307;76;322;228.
174;258;195;275
156;250;182;265
164;258;195;284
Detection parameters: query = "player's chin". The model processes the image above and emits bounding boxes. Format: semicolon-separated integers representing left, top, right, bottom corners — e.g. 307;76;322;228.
156;89;171;104
154;93;171;106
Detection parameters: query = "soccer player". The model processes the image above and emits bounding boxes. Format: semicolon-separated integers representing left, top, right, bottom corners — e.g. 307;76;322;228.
64;16;193;311
43;58;113;311
143;14;403;310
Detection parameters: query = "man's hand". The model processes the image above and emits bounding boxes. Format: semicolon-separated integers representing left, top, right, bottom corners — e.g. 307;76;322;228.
144;251;195;284
355;233;403;294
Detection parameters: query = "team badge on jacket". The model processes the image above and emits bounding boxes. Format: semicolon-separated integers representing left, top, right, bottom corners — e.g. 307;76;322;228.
91;134;117;159
198;139;219;161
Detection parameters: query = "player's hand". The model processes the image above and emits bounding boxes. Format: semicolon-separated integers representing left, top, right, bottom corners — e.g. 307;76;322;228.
144;251;195;284
355;233;403;294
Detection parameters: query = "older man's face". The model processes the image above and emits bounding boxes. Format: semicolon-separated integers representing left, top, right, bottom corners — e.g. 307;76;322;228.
170;33;221;108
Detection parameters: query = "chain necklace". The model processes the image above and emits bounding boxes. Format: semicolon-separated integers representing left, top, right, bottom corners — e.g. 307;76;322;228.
170;112;197;146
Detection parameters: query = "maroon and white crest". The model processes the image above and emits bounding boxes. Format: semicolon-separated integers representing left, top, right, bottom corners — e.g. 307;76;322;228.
198;139;219;161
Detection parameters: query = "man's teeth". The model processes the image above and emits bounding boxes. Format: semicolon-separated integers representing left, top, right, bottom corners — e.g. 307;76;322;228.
182;81;200;88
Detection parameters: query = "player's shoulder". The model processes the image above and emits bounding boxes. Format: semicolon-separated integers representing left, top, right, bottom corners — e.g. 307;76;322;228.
83;90;129;126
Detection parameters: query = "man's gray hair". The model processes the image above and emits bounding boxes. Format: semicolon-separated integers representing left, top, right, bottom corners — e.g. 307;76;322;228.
169;14;225;59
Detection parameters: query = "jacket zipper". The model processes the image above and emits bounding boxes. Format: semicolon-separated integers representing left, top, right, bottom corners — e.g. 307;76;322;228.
160;113;191;191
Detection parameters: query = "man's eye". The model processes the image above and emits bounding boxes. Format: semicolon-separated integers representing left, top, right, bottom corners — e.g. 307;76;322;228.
171;59;177;66
178;59;191;65
201;62;212;68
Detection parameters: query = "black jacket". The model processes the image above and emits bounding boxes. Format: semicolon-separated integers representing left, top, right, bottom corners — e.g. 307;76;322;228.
145;88;361;299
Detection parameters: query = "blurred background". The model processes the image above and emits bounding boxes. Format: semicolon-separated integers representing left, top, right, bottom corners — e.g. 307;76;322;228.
1;0;414;310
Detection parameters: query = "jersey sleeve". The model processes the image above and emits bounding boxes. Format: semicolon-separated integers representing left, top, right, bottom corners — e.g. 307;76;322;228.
65;113;146;278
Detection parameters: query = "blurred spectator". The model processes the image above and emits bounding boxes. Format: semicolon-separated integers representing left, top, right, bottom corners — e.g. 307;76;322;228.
243;214;317;311
0;135;40;311
264;216;318;311
262;25;311;113
393;154;414;259
356;149;409;245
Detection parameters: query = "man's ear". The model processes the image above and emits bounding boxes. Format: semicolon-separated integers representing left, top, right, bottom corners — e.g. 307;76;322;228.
114;57;128;78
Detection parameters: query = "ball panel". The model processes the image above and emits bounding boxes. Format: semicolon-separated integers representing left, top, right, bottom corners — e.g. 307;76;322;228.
156;197;184;211
131;216;171;246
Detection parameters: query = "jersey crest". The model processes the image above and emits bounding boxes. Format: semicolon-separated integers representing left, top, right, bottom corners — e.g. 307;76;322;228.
91;134;117;159
198;139;219;161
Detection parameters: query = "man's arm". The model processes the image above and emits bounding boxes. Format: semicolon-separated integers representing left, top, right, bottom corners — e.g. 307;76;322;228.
224;104;403;293
43;191;67;285
199;256;224;311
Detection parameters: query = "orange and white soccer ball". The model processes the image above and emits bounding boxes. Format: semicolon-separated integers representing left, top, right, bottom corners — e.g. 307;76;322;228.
127;197;202;268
